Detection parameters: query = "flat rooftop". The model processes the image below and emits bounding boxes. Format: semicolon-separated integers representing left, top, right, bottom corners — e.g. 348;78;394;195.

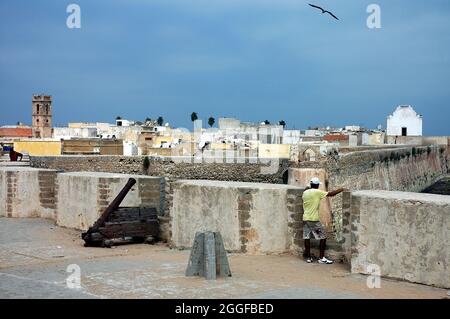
0;218;446;299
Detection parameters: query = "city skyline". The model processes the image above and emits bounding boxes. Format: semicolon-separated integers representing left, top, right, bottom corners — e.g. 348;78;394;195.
1;0;449;134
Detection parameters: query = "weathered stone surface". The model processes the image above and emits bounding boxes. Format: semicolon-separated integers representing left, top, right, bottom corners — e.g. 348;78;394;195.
289;146;449;251
56;172;164;231
185;231;232;280
171;180;304;254
0;167;58;219
30;155;289;217
346;190;450;289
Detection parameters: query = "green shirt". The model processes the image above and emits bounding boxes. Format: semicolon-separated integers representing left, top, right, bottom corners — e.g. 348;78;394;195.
302;189;328;221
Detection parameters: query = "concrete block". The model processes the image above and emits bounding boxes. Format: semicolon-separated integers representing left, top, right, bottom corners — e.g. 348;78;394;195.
185;232;205;277
56;172;164;231
348;190;450;289
172;180;305;254
186;231;232;280
0;167;58;219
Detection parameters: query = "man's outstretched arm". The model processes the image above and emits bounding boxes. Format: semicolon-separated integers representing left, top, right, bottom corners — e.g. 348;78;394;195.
327;188;345;197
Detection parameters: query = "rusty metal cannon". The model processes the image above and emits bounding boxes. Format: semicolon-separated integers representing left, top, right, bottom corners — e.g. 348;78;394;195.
82;178;159;247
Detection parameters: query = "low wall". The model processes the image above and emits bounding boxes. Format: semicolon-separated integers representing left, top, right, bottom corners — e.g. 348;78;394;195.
0;168;166;236
386;135;449;146
0;167;59;219
30;155;289;217
56;172;164;231
30;155;288;183
171;180;304;255
342;190;450;288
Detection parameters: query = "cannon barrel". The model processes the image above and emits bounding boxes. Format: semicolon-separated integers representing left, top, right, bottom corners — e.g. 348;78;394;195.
84;177;136;236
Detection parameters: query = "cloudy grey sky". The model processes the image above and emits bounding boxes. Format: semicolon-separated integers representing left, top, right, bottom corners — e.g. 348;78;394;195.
1;0;449;134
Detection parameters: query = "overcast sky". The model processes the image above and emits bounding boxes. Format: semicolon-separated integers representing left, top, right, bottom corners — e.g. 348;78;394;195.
1;0;449;134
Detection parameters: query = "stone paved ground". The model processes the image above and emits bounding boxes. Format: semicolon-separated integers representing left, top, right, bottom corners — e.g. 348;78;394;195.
0;218;447;299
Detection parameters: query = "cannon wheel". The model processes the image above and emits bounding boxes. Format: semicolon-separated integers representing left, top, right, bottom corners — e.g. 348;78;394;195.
144;236;155;245
132;237;145;243
102;239;113;248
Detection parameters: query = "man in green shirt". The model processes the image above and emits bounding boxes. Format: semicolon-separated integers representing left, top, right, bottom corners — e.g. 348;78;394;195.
302;177;344;264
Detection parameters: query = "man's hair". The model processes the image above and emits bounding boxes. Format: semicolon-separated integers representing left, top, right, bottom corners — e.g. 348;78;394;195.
310;183;320;189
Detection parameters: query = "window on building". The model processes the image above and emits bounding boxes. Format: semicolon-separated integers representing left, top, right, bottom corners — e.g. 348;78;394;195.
45;105;49;114
36;104;40;114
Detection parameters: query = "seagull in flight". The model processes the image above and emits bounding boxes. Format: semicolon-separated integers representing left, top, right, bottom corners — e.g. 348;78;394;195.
308;3;339;20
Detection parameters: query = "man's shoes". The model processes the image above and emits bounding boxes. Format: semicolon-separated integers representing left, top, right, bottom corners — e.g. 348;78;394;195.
318;257;334;264
306;257;313;263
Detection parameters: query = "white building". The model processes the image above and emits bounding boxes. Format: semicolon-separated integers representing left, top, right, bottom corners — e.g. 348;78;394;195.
116;119;134;127
387;105;423;136
304;129;324;137
218;118;241;130
345;125;361;132
123;141;138;156
215;118;284;144
53;127;97;140
282;130;302;144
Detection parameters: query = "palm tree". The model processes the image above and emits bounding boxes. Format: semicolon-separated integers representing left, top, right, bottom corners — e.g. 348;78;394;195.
278;120;286;128
145;117;152;122
263;120;270;125
191;112;198;122
116;116;122;120
208;117;215;127
157;116;164;126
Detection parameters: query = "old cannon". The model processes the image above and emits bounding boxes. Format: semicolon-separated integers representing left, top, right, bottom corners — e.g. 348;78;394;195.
82;178;159;248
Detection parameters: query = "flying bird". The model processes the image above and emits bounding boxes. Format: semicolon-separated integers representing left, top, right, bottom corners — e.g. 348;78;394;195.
308;3;339;20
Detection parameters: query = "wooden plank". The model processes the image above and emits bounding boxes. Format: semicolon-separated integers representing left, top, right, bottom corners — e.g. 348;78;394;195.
84;204;159;246
99;221;159;238
108;207;157;222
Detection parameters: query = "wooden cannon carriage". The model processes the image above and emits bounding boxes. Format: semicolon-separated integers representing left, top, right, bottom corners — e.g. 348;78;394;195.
82;178;159;248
